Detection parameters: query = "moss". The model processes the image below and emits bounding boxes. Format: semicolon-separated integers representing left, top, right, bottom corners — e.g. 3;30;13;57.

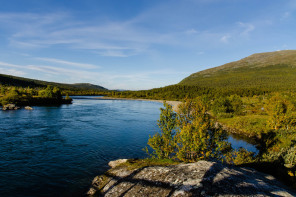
118;158;181;170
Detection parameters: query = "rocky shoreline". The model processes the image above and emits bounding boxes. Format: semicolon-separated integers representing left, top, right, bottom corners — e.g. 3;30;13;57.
87;159;296;197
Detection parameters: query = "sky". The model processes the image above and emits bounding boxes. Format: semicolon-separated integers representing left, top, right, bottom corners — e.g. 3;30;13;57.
0;0;295;90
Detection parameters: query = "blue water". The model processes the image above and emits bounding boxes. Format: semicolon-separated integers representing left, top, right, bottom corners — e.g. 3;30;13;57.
0;97;257;197
0;98;162;197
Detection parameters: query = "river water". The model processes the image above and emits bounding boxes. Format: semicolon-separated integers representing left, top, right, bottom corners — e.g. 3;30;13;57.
0;97;257;197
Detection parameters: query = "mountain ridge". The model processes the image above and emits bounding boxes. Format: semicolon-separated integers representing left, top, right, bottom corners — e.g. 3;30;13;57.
0;73;107;91
179;50;296;91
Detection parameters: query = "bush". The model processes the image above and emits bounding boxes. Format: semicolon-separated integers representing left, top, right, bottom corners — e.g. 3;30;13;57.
265;93;295;130
226;148;256;165
147;98;231;162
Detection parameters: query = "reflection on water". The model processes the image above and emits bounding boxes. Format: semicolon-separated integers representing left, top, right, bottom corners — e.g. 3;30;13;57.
228;134;258;154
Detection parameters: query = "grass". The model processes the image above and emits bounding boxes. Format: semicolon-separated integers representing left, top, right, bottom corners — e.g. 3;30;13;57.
218;115;269;138
118;158;181;170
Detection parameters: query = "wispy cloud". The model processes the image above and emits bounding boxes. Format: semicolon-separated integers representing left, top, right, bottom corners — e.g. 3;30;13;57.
0;68;26;76
0;12;175;57
0;60;188;90
281;11;291;20
220;35;231;43
35;57;100;69
237;22;255;36
185;28;199;35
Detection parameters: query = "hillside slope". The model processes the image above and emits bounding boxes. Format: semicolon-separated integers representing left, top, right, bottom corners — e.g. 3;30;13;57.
0;73;107;91
179;50;296;91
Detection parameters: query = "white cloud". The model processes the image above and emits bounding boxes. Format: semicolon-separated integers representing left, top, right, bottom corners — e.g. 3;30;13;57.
220;35;231;43
0;68;26;76
185;28;199;35
0;61;25;69
0;60;188;90
97;50;129;57
237;22;255;36
35;57;100;69
0;12;175;57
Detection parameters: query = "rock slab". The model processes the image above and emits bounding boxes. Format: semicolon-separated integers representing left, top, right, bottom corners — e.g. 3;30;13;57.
87;160;296;197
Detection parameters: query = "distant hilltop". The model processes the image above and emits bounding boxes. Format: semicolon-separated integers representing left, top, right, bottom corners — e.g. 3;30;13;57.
0;73;107;91
179;50;296;91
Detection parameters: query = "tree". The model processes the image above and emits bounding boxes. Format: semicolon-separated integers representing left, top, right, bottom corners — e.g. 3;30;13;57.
229;94;243;115
38;85;62;99
0;86;5;95
147;98;231;162
175;98;230;162
212;96;233;117
147;102;177;159
0;87;21;105
266;94;294;130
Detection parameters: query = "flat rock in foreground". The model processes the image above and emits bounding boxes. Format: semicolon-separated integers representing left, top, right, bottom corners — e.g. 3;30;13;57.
87;160;295;197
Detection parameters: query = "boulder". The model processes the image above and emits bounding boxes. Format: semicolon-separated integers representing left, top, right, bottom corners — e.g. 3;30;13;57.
2;104;19;110
87;160;296;197
108;159;128;168
25;106;33;110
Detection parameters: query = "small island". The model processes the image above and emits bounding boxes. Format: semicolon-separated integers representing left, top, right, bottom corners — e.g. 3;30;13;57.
0;85;72;109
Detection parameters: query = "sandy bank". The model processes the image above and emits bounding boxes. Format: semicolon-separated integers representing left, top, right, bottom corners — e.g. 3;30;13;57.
95;97;182;111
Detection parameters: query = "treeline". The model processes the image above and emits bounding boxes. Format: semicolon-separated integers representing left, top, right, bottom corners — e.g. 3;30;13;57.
0;73;107;92
62;89;108;96
0;85;72;106
108;85;271;100
180;63;296;91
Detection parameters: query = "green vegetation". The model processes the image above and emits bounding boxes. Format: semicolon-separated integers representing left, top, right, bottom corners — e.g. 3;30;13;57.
118;158;180;170
147;95;296;188
110;50;296;101
180;50;296;91
146;99;231;162
108;85;269;100
0;85;72;106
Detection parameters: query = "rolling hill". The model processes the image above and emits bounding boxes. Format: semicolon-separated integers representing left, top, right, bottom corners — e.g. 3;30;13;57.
179;50;296;91
0;73;107;91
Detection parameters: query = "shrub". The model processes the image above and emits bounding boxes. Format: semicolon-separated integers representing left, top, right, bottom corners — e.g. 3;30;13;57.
147;98;231;162
226;148;256;165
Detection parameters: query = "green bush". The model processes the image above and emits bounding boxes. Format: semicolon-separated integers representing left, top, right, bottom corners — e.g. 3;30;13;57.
226;148;256;165
147;99;231;162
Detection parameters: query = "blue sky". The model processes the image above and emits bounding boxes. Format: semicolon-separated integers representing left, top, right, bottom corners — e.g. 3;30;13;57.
0;0;295;90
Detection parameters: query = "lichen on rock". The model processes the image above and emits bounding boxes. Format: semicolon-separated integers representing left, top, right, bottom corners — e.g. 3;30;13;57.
87;159;296;197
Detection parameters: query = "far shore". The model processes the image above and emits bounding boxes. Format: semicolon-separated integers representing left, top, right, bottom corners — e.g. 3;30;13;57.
94;96;182;111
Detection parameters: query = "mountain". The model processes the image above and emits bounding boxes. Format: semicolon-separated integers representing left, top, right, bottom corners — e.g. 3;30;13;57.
67;83;107;91
0;73;107;91
179;50;296;91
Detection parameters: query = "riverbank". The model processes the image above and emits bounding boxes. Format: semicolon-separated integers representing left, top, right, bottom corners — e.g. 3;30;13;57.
96;97;258;141
95;96;182;112
0;97;72;110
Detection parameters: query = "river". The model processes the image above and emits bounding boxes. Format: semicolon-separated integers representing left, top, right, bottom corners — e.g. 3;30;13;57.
0;97;257;196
